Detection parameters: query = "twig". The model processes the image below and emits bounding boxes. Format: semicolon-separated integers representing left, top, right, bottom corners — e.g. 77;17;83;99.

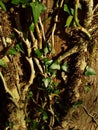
33;57;44;74
0;71;19;107
57;45;78;63
23;57;35;94
51;0;64;50
30;31;38;50
14;28;32;57
74;0;92;40
82;105;98;126
39;17;46;41
35;23;42;49
14;28;35;98
83;0;94;28
93;4;98;13
0;26;7;47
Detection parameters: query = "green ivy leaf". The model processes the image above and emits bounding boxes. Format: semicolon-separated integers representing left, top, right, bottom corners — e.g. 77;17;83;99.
11;0;20;5
65;15;73;27
78;3;82;9
29;22;35;32
8;48;17;55
44;58;53;66
54;90;60;95
61;62;69;72
21;0;29;5
15;43;24;54
85;66;96;76
35;49;42;58
70;8;74;15
11;0;29;5
49;61;60;70
0;59;6;67
30;120;38;130
30;1;46;23
42;77;51;88
42;111;48;121
73;100;83;108
84;85;91;93
64;4;70;14
0;1;6;11
26;91;33;99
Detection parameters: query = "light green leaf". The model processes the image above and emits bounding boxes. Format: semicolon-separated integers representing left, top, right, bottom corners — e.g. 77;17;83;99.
30;1;46;23
26;91;33;99
8;48;17;55
49;61;60;70
78;3;82;9
0;59;6;67
0;1;6;11
65;15;73;27
64;4;70;14
61;62;69;72
70;8;74;15
73;100;83;108
15;43;24;54
21;0;29;5
30;120;38;130
84;85;91;93
54;90;60;94
29;22;35;32
85;66;96;76
42;111;48;120
42;77;51;88
44;59;53;66
35;49;42;58
44;46;49;55
11;0;20;5
53;82;58;87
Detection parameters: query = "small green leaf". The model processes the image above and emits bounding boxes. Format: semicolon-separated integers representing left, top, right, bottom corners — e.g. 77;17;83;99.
84;85;91;93
53;82;58;87
44;59;53;66
42;77;51;88
64;4;70;14
43;42;52;55
41;126;45;130
54;90;60;95
49;61;60;70
21;0;29;5
29;22;35;32
30;1;46;23
73;100;83;108
30;120;38;130
85;66;96;76
35;49;42;58
65;15;73;27
51;48;56;54
42;111;48;120
15;43;24;54
26;91;33;99
44;46;49;55
61;62;69;72
8;48;17;55
0;59;6;67
78;3;82;9
70;8;74;15
11;0;20;5
0;1;6;11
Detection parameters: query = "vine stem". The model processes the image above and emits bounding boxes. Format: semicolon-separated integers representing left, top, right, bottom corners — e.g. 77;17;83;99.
51;0;64;50
57;45;78;63
83;0;94;28
74;0;92;40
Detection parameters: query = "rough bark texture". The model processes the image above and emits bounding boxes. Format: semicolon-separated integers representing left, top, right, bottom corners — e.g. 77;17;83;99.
0;0;98;130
